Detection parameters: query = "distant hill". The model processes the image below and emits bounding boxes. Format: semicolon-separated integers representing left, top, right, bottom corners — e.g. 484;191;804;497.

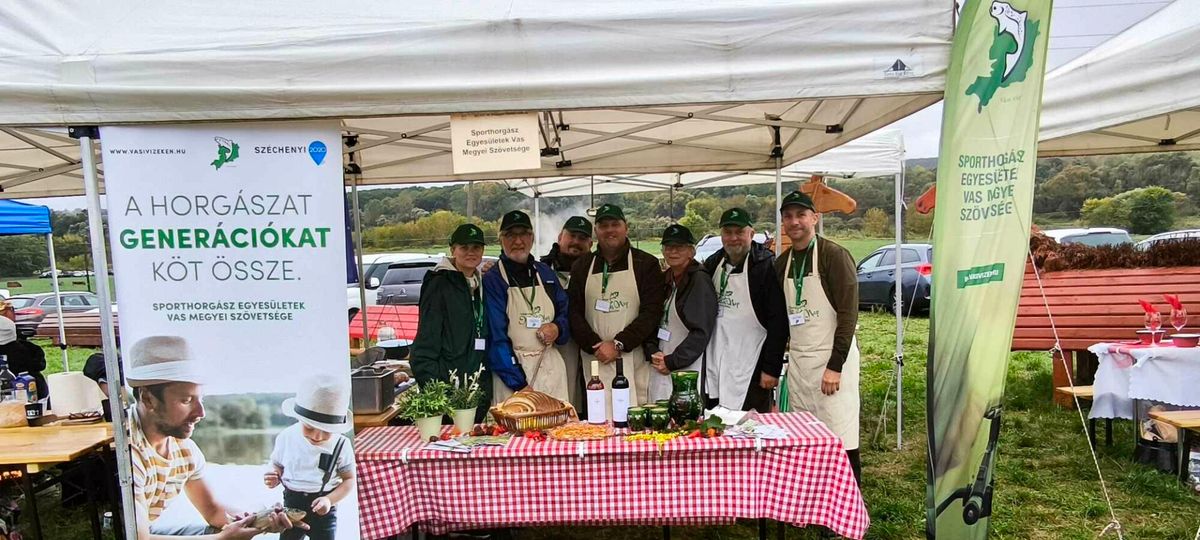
906;157;938;170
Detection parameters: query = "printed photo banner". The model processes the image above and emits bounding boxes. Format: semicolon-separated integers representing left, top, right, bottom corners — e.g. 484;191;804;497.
102;121;359;538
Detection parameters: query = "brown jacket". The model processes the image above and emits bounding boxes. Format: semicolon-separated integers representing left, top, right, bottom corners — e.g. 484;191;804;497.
773;236;859;372
567;241;667;354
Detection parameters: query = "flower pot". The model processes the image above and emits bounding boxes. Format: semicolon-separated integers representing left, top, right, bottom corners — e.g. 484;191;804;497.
415;415;443;441
453;408;476;434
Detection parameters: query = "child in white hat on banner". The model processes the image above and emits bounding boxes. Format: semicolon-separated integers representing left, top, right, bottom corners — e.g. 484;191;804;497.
264;374;356;540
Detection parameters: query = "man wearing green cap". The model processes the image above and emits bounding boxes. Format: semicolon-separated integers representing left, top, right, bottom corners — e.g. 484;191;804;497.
774;190;862;482
567;203;667;420
484;210;571;404
643;224;718;402
540;215;594;410
702;207;788;413
411;223;492;414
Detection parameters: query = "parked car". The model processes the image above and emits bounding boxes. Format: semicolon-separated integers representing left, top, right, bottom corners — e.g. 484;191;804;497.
347;253;442;316
856;243;933;315
1042;227;1132;247
694;233;773;262
1134;229;1200;250
374;256;498;307
8;292;101;338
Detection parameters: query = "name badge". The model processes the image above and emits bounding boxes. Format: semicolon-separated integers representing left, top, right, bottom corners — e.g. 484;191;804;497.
717;306;726;319
789;313;806;326
474;338;486;351
525;317;543;329
595;299;612;313
657;327;672;341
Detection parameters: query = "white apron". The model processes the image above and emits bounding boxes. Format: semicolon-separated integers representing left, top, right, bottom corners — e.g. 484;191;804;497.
554;269;585;412
492;261;570;404
705;257;767;410
784;240;861;450
648;282;700;401
581;250;649;419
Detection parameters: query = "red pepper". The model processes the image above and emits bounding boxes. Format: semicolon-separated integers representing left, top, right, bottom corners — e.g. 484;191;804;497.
688;430;702;439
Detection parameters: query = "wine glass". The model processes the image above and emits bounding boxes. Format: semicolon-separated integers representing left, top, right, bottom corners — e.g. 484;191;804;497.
1145;310;1162;332
1170;306;1187;333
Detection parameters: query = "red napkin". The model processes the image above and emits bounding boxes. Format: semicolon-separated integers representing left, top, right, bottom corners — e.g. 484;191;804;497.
1138;299;1157;314
1163;294;1183;310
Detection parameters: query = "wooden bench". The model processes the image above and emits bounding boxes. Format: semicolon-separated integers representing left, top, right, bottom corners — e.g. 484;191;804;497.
35;312;119;348
1147;410;1200;482
1014;265;1200;408
1054;385;1113;447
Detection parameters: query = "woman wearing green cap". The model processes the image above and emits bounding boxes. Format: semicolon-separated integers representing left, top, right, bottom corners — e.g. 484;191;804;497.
643;224;718;402
411;223;492;412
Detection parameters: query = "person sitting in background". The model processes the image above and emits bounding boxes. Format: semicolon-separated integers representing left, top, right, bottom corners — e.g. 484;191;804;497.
0;316;47;401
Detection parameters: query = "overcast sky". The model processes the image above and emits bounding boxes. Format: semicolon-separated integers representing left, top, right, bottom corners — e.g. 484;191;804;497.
25;1;1171;212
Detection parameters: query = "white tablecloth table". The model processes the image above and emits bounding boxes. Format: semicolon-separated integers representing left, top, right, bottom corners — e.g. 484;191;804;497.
1088;341;1200;420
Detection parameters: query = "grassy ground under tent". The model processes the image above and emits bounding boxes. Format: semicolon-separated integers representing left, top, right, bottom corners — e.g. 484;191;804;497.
14;312;1200;539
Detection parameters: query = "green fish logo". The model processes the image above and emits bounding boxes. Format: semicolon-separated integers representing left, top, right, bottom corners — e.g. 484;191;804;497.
965;1;1040;111
211;137;240;170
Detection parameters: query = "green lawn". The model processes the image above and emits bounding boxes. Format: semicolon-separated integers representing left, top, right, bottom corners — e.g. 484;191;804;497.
15;315;1199;539
1;276;113;296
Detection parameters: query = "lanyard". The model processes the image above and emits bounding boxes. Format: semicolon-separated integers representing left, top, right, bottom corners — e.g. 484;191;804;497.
471;287;485;337
718;263;731;298
601;260;611;295
662;283;677;327
791;238;816;305
516;265;538;311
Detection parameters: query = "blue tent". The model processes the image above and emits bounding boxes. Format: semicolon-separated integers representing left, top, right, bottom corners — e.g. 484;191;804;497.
0;199;69;369
0;199;52;236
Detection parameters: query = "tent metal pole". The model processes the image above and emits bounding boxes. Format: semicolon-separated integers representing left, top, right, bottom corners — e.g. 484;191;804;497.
774;157;782;253
79;132;138;540
894;164;905;450
467;181;475;219
533;183;542;254
351;175;369;348
44;233;68;371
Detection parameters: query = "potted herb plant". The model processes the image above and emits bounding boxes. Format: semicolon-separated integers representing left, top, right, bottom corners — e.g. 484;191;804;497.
448;367;486;433
397;380;452;441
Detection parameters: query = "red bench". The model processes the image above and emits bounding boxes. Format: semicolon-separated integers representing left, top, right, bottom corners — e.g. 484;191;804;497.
348;305;420;342
1014;265;1200;407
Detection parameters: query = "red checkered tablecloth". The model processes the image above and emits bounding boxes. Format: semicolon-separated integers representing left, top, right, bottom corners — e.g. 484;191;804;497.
355;412;869;539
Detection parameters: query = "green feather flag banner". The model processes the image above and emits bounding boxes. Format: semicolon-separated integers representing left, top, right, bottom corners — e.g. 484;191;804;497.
926;1;1053;538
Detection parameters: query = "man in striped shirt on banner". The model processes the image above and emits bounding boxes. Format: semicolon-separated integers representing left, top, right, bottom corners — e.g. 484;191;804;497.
127;335;304;539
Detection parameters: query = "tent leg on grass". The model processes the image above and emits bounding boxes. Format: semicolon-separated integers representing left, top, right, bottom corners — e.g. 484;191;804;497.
893;167;905;450
44;232;68;371
77;128;138;540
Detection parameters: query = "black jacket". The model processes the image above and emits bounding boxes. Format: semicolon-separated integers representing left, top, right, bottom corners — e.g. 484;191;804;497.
643;261;718;371
702;242;789;378
0;338;48;400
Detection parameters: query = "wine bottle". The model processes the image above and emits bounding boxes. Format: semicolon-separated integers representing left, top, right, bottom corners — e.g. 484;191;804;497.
586;360;606;425
0;356;15;402
611;359;630;428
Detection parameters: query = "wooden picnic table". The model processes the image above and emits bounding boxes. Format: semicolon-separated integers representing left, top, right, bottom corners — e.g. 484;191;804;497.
1148;410;1200;483
0;422;115;540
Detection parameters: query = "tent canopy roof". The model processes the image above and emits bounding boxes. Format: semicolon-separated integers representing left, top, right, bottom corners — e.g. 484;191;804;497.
508;129;905;198
0;199;51;236
0;0;950;199
1038;0;1200;157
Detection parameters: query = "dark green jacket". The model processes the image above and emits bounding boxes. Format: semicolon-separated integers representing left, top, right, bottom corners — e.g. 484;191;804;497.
411;258;491;404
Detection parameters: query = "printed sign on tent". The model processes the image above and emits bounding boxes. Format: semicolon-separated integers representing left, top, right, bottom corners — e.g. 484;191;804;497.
450;112;541;174
102;121;359;539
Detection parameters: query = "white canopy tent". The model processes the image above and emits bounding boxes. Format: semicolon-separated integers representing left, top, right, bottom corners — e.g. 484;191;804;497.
1038;0;1200;157
0;2;953;536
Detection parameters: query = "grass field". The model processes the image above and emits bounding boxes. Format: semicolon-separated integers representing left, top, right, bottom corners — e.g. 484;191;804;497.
15;311;1199;539
0;276;113;296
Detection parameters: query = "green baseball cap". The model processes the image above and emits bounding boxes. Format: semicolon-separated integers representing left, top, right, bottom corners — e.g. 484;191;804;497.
780;190;816;212
660;224;696;246
562;215;593;237
500;210;533;232
593;203;626;223
449;223;486;246
719;207;753;228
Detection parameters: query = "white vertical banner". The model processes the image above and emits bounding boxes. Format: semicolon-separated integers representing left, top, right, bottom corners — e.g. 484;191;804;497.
102;121;359;538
